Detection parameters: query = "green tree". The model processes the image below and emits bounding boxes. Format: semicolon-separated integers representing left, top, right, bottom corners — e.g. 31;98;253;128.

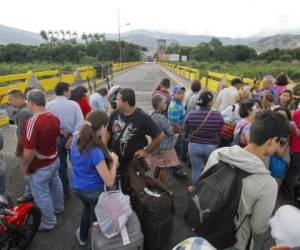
81;33;88;44
39;30;48;43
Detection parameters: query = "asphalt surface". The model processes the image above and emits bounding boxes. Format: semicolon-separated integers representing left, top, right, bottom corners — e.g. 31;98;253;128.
3;63;280;250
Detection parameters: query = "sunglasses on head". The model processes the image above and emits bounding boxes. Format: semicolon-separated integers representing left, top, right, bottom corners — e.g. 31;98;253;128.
276;137;288;147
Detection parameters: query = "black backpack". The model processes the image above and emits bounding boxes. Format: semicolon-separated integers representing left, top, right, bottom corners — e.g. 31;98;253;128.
184;161;252;249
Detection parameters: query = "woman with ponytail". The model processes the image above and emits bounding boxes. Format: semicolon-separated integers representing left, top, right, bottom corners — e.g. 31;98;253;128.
70;110;119;246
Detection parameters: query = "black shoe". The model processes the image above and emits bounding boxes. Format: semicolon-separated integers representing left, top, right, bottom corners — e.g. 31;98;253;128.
172;167;187;179
16;195;33;203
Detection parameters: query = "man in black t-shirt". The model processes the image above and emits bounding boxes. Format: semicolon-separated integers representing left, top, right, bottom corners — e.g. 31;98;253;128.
103;88;164;172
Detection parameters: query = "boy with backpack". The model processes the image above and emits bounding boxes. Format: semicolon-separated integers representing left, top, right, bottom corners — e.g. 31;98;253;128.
185;111;290;250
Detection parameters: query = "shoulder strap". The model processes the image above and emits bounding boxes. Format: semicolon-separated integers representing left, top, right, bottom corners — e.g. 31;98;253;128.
185;93;194;110
238;122;248;137
189;110;213;140
232;104;236;112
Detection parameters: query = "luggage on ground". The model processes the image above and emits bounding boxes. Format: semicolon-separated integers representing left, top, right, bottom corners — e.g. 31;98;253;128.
184;161;252;249
127;157;174;250
94;184;132;238
91;211;144;250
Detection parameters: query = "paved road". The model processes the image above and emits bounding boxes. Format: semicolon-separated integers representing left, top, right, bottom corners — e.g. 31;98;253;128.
3;63;278;249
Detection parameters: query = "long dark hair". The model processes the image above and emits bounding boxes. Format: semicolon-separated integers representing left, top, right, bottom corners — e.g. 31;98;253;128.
71;86;87;101
276;73;288;86
77;111;112;164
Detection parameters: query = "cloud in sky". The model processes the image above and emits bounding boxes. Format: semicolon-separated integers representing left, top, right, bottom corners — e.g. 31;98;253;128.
1;0;300;37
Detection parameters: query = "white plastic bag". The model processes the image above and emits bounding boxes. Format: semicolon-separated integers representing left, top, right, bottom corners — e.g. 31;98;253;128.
269;205;300;247
95;190;132;239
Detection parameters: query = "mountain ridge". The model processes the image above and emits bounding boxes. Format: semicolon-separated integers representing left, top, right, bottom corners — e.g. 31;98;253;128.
1;25;300;53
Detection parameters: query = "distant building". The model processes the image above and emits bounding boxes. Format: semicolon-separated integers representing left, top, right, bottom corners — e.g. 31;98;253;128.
157;39;167;61
157;39;166;52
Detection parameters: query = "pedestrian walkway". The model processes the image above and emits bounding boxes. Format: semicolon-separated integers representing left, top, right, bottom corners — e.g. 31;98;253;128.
3;63;276;249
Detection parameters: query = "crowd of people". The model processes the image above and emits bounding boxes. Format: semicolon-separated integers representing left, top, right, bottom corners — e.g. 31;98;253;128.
0;71;300;249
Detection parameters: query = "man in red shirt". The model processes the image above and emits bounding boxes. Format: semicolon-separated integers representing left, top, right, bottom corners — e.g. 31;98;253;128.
22;89;64;231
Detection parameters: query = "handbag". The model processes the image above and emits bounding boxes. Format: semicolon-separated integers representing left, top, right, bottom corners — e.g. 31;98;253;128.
220;123;236;141
220;105;236;141
270;155;286;177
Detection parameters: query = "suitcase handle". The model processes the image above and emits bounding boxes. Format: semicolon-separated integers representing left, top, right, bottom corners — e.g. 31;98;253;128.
104;175;122;193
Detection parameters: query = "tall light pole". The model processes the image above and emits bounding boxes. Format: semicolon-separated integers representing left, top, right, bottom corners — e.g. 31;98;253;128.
118;9;130;66
118;9;121;65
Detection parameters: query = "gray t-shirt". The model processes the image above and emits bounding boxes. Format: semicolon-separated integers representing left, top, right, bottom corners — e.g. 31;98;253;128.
185;92;201;114
15;105;32;135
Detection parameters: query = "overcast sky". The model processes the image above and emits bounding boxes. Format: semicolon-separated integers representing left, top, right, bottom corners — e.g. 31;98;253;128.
1;0;299;38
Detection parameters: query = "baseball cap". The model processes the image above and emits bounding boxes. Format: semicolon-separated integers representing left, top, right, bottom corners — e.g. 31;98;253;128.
172;85;186;94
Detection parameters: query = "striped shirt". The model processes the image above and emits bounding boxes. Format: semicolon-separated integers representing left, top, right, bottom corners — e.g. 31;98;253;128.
168;97;186;128
46;96;84;135
185;107;224;145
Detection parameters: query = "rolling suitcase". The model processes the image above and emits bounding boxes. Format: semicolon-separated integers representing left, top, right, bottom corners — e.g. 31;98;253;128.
127;157;174;250
91;211;144;250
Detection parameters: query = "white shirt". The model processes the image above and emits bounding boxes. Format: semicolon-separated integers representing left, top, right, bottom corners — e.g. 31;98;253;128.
46;96;84;135
216;86;238;112
221;103;241;123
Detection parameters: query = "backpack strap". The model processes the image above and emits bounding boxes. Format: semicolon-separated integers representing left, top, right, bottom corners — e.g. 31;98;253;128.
232;104;236;112
237;122;248;137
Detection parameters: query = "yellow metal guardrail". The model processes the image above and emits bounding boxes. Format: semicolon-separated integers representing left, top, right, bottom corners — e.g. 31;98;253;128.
0;61;142;126
159;62;261;93
159;62;201;82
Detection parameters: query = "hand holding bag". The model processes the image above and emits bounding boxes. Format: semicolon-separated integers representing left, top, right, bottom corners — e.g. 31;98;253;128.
95;181;132;239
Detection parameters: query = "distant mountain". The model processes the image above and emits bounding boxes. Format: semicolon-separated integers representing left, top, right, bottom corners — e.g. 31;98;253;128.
106;29;261;50
1;25;300;53
0;24;43;45
250;34;300;53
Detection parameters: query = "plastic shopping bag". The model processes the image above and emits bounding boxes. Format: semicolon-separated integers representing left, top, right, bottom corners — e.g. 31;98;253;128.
95;190;132;239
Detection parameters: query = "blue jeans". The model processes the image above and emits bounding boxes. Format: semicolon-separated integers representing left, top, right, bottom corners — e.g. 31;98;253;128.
75;190;102;241
188;142;216;185
28;158;64;225
58;137;69;193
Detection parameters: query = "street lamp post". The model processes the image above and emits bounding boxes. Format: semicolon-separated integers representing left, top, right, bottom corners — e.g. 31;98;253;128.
118;9;129;68
118;9;121;66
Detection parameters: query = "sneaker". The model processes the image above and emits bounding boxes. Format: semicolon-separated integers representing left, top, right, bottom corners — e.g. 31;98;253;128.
76;228;87;246
38;222;55;232
16;195;33;203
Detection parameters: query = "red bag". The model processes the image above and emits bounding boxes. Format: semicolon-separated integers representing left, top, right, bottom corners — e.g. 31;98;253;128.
220;122;236;141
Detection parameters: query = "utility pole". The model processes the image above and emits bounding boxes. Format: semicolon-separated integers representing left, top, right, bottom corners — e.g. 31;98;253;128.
118;9;122;65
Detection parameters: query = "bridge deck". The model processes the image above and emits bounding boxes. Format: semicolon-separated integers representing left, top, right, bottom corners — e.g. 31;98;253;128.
3;63;277;249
